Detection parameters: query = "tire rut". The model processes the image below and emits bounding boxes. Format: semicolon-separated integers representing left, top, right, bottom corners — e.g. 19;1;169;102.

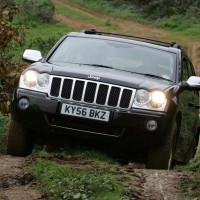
118;164;195;200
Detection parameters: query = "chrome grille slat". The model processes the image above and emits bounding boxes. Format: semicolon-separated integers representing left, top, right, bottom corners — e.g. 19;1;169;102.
93;83;100;104
58;77;64;99
48;76;136;110
70;79;75;99
105;85;112;106
81;81;87;102
117;88;123;107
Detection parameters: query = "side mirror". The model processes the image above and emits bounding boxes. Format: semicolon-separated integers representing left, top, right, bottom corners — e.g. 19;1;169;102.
186;76;200;89
23;49;42;63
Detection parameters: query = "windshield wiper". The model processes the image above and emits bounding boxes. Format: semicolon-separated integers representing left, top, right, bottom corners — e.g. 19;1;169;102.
81;63;114;69
143;73;172;82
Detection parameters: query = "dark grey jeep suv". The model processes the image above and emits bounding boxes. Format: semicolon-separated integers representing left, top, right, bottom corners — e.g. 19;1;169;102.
7;30;200;169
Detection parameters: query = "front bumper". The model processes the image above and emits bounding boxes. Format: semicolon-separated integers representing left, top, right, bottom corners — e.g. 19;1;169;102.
11;89;175;149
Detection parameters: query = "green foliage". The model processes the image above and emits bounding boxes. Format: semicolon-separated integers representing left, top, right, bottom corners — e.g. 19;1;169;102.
182;172;200;198
55;4;120;30
181;150;200;171
14;0;55;25
188;150;200;172
63;0;143;21
128;0;200;19
65;0;200;37
32;159;127;200
38;146;116;165
155;14;200;36
0;3;25;114
27;36;60;56
13;21;74;59
0;114;8;154
178;150;200;198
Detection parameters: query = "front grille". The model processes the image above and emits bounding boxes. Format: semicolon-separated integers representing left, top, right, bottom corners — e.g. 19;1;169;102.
49;76;136;109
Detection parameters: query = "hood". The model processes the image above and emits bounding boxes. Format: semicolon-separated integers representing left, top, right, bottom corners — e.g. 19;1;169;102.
30;62;174;91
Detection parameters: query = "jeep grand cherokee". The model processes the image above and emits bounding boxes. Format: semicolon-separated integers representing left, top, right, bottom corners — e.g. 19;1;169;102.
7;30;200;169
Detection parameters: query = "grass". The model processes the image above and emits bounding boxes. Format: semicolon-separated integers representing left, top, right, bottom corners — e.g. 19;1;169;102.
63;0;200;38
55;3;120;30
155;15;200;37
31;159;128;200
24;21;73;55
38;148;115;163
177;150;200;198
11;20;74;61
63;0;143;21
0;113;8;154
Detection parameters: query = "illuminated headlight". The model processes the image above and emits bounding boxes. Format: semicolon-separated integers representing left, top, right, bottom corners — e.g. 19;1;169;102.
23;70;38;87
149;91;166;108
133;90;167;111
19;70;50;93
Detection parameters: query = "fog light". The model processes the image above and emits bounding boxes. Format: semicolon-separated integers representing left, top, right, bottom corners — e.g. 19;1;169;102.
18;98;30;110
146;120;157;131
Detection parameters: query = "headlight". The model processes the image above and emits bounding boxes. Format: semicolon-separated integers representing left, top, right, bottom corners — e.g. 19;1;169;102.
134;89;150;106
19;70;50;93
23;70;38;87
37;73;50;88
149;91;166;108
133;90;167;111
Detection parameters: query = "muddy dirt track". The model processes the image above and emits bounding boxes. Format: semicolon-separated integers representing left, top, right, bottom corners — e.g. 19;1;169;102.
1;0;200;199
0;156;46;200
0;155;197;200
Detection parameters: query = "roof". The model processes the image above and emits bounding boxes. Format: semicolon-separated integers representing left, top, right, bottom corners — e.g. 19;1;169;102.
67;29;181;54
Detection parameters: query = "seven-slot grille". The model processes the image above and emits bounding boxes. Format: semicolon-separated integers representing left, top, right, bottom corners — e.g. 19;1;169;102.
49;76;136;109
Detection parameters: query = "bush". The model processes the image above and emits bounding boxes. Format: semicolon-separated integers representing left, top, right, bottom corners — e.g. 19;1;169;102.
28;36;61;55
15;0;55;24
0;4;25;114
128;0;200;19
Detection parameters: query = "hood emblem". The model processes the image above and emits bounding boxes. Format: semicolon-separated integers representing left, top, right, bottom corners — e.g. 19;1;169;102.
88;75;100;80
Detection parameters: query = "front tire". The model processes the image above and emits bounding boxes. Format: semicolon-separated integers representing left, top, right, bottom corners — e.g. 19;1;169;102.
7;117;34;156
146;123;177;169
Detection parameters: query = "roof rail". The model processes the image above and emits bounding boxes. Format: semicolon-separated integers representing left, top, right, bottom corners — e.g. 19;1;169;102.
171;42;181;49
81;29;181;49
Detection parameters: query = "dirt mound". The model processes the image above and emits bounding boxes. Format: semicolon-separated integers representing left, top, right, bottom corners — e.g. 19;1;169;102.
0;155;46;200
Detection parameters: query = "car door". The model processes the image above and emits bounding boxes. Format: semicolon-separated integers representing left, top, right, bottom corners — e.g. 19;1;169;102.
175;57;199;163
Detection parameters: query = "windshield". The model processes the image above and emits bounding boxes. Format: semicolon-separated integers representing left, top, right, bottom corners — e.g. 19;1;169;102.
49;37;177;81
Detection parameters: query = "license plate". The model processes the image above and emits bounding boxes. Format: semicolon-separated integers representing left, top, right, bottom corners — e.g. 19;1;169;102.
61;103;110;122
